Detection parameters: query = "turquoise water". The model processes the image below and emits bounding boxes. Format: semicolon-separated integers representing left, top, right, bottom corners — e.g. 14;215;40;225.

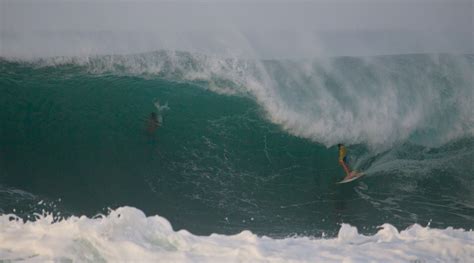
0;53;473;238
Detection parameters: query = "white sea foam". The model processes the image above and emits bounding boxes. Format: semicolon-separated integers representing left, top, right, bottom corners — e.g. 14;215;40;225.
0;206;472;262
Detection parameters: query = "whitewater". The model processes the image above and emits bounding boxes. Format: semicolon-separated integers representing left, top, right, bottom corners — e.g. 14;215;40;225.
1;207;472;262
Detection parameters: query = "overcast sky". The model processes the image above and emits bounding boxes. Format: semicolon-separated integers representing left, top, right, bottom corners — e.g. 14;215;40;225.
1;0;472;58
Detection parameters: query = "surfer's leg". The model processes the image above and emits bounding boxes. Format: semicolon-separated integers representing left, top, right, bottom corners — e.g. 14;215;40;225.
343;156;353;177
339;160;351;178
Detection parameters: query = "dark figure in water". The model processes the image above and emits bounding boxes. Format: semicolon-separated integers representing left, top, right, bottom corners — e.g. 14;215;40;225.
146;112;160;134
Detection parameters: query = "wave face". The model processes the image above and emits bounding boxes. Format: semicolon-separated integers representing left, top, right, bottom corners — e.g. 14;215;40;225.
1;207;473;262
18;51;473;149
0;52;473;261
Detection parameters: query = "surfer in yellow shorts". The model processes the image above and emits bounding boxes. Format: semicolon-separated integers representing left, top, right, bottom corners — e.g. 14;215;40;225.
338;144;353;179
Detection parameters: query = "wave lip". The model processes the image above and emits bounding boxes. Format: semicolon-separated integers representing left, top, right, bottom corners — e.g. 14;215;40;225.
1;206;472;262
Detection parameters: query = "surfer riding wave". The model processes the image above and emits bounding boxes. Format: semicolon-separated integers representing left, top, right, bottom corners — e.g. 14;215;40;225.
338;143;356;180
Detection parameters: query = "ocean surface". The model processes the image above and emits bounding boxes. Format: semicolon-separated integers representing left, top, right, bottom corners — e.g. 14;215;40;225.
0;52;473;262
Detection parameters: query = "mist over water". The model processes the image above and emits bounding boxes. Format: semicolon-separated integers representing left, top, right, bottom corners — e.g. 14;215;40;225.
1;0;472;58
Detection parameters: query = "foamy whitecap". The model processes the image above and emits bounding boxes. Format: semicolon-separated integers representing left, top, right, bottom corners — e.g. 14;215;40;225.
0;206;472;262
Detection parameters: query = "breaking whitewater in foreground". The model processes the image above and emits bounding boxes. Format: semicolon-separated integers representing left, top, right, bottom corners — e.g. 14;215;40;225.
1;207;472;262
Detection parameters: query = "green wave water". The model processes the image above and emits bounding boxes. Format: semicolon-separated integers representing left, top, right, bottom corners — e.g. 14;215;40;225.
0;53;473;238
